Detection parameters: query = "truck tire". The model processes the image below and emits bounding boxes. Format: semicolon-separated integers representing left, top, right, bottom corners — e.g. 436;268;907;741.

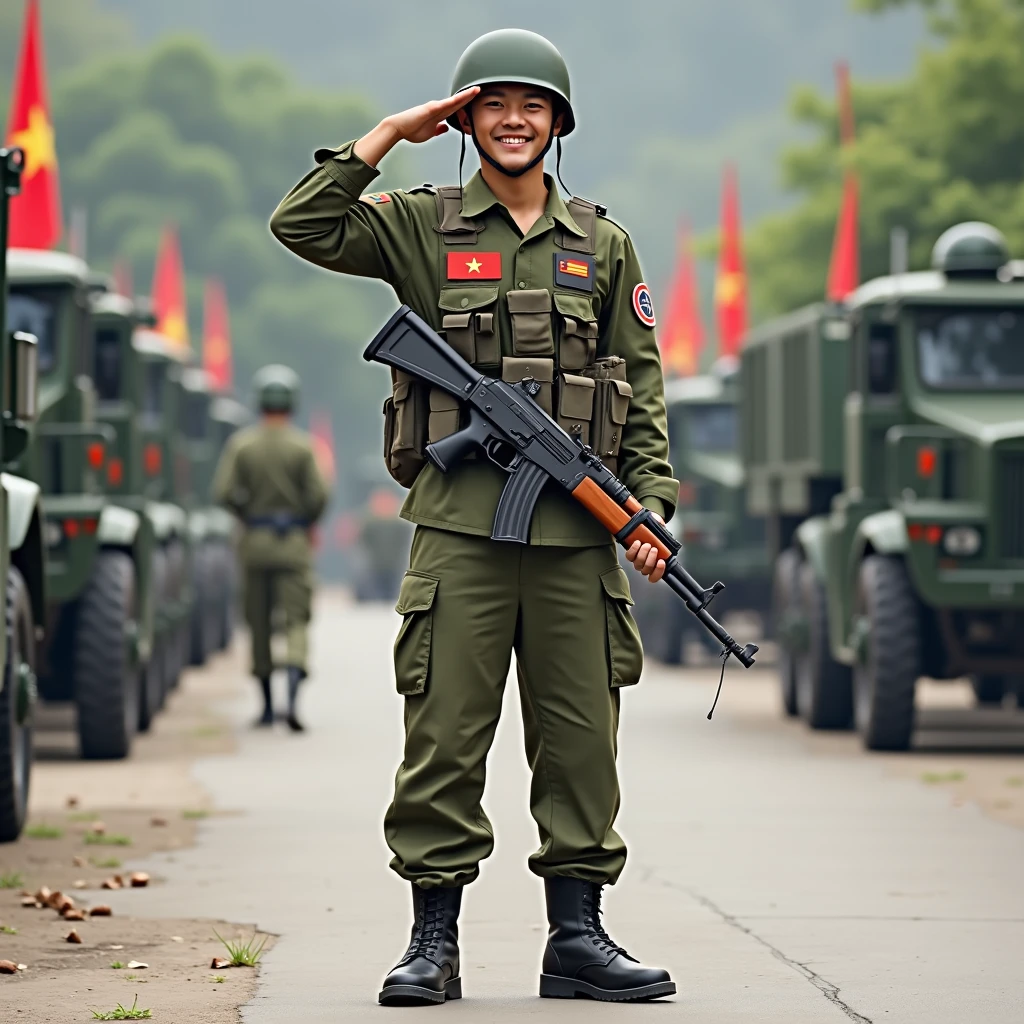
772;548;801;716
138;550;167;733
75;551;139;760
213;545;232;653
165;541;187;689
190;547;211;667
853;556;920;751
0;568;35;842
971;675;1005;706
795;561;853;729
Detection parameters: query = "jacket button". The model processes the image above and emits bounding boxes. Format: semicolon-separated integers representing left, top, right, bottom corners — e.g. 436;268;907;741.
518;281;526;288
460;297;469;307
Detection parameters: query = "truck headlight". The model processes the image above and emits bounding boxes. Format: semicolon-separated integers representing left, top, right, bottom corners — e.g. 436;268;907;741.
43;520;63;548
943;526;982;557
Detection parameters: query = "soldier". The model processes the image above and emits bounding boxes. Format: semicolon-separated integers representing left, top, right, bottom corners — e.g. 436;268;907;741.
213;365;329;732
271;29;679;1004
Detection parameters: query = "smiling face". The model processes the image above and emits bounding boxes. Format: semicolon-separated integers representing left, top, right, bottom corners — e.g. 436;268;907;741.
457;83;563;174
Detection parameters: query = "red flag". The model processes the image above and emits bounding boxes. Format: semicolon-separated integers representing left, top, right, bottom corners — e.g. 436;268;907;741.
151;226;190;348
714;165;748;357
5;0;62;249
659;222;704;377
201;278;233;391
112;258;133;299
827;62;860;301
310;409;337;485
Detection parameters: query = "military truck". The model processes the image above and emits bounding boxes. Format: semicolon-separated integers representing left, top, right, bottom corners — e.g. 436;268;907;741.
631;359;772;664
89;300;191;731
176;367;235;665
744;222;1024;750
6;244;141;760
0;147;48;840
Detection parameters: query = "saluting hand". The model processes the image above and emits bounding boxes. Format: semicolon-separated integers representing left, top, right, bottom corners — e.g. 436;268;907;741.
355;88;481;168
625;513;667;584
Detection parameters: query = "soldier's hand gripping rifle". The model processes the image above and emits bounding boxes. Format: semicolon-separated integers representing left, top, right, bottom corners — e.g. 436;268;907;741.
364;306;759;713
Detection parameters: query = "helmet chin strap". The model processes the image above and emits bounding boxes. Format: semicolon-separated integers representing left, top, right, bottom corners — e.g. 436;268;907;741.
465;109;556;179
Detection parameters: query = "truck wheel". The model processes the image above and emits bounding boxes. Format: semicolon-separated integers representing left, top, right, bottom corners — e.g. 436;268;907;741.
0;568;35;842
216;547;233;652
795;562;853;728
772;548;801;716
138;550;167;733
971;675;1006;706
853;556;920;751
165;541;187;689
75;551;139;760
190;548;210;667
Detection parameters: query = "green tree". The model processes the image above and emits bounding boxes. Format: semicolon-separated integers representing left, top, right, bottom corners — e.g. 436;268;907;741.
746;0;1024;318
51;37;407;469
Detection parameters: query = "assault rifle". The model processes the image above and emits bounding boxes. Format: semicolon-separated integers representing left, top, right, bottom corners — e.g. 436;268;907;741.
364;306;758;709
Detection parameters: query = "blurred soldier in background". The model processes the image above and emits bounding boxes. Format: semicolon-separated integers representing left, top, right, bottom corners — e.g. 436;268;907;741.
354;488;413;602
213;365;329;731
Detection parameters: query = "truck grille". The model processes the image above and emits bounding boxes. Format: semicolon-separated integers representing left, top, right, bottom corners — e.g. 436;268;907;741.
999;451;1024;558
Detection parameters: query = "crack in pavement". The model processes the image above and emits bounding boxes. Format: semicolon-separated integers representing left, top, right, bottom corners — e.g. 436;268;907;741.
651;876;873;1023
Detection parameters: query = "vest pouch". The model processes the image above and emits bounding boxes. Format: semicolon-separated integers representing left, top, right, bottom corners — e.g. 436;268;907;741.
592;378;633;473
553;292;599;370
385;370;429;488
439;286;501;368
557;373;596;445
428;388;462;444
507;289;555;356
501;356;554;416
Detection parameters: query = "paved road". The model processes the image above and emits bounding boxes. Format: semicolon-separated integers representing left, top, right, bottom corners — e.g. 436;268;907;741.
111;590;1024;1022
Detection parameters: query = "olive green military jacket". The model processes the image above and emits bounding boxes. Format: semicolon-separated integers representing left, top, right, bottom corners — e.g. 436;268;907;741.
270;142;678;547
213;422;329;568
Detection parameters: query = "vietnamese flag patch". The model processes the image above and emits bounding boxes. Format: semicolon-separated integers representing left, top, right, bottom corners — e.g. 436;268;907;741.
446;252;502;280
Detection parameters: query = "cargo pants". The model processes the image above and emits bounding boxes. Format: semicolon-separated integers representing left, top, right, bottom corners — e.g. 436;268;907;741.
384;526;645;888
244;565;313;679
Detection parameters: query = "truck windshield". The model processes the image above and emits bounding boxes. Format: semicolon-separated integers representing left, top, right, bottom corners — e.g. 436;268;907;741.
143;363;164;422
93;328;122;402
917;307;1024;389
6;286;60;373
687;403;737;451
181;392;207;440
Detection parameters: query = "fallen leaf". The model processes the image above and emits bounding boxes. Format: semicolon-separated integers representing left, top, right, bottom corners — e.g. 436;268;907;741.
129;873;150;888
65;930;82;944
0;960;17;974
72;880;87;890
89;905;112;917
108;945;124;951
72;856;86;868
56;897;75;914
45;891;64;910
127;960;149;970
16;965;26;972
101;878;122;890
66;796;79;809
62;909;86;922
150;816;168;827
210;957;230;970
90;821;106;835
171;936;183;943
34;887;51;904
20;897;38;908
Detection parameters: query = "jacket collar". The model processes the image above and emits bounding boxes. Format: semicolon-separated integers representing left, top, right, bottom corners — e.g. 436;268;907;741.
460;171;587;238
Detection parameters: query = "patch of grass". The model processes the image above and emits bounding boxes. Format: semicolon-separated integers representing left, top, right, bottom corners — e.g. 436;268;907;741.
24;822;64;839
0;871;24;889
90;856;123;869
211;975;227;984
110;961;126;970
90;996;151;1020
67;811;97;823
84;832;132;847
1;925;17;935
1005;776;1023;788
182;809;208;820
921;770;966;784
191;725;222;739
214;930;268;967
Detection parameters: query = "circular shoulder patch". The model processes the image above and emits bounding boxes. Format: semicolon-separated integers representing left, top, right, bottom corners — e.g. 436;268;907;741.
632;283;656;327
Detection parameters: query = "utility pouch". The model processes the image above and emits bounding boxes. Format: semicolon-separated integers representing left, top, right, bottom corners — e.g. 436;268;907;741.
501;356;554;416
507;289;555;356
383;369;429;488
428;388;462;444
557;373;596;445
439;285;501;369
553;293;599;370
579;357;632;474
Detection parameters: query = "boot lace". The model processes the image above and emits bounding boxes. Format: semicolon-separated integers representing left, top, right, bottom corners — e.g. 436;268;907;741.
407;889;448;959
581;885;629;957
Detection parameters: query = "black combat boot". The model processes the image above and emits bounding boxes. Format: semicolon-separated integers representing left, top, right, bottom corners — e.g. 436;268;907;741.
378;884;463;1005
255;677;273;727
539;877;675;1002
285;666;306;732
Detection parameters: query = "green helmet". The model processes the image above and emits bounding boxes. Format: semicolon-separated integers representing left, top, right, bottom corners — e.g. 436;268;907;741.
252;364;299;414
447;29;575;136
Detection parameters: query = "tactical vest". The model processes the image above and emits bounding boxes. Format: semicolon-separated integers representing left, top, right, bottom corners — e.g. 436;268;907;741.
383;186;632;488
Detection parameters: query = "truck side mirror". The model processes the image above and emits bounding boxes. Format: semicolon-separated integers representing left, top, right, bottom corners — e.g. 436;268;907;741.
7;330;39;422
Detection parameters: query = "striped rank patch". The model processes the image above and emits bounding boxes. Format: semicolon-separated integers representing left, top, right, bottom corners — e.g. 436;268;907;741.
554;252;595;292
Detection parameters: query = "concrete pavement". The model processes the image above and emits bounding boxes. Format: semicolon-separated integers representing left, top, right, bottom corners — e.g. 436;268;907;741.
109;590;1024;1022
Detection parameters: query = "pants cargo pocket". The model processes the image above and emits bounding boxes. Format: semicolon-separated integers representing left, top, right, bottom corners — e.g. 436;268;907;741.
600;565;644;688
393;571;440;695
